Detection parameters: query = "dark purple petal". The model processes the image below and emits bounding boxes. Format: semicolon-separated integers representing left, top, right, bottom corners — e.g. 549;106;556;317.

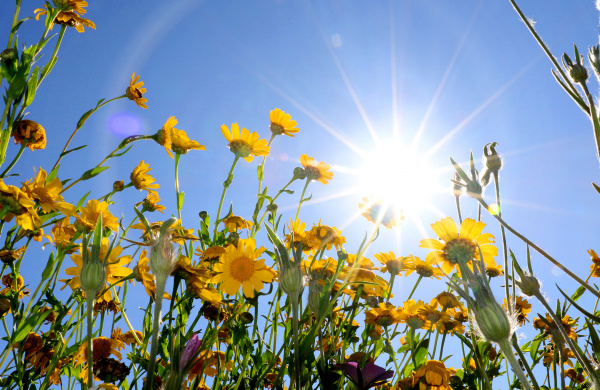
340;362;361;385
362;363;394;389
179;333;201;369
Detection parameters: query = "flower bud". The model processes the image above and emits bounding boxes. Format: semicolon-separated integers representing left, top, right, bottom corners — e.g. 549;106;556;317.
474;299;513;343
113;180;125;192
0;48;17;63
267;203;278;214
279;267;305;296
199;211;208;220
149;218;178;280
240;311;254;324
366;295;379;308
80;259;106;297
308;280;324;318
515;273;541;297
293;167;306;180
569;63;588;83
179;334;201;370
227;231;240;246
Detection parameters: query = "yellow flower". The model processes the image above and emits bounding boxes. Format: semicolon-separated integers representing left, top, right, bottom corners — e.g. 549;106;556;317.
155;116;176;158
221;123;270;162
61;238;132;303
212;238;276;298
270;108;299;137
533;314;578;341
299;154;333;184
283;219;313;252
133;249;157;298
34;5;95;33
1;274;29;299
196;245;226;264
433;292;462;309
413;360;455;390
542;346;575;368
142;192;165;213
76;199;119;232
404;255;444;279
74;336;123;367
503;296;531;326
222;215;253;232
171;127;206;155
345;253;375;270
22;168;75;216
307;221;346;251
365;302;403;327
50;217;78;253
52;0;88;14
420;217;497;276
130;160;159;193
484;259;503;277
125;72;148;109
399;299;429;330
374;251;412;275
0;179;40;231
13;120;46;150
359;196;404;228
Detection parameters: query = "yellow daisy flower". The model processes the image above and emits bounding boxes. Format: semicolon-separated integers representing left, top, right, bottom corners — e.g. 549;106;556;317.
13;120;46;150
404;255;444;279
125;72;148;109
374;251;412;275
142;192;165;213
359;196;404;229
130;160;159;193
299;154;333;184
269;108;299;137
61;238;133;303
307;221;346;251
155;116;176;158
0;179;40;231
503;295;532;326
365;302;403;327
34;6;95;33
76;199;119;232
22;168;76;216
50;217;78;253
283;219;313;252
212;238;276;298
399;299;429;330
171;127;206;155
133;249;156;298
51;0;89;14
221;123;270;162
413;360;455;390
419;217;497;276
222;215;253;232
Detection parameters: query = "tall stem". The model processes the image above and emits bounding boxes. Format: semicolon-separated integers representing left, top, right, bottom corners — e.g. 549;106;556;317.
145;276;166;390
493;172;511;313
497;339;535;390
294;180;310;226
214;156;239;237
291;294;301;390
85;295;95;386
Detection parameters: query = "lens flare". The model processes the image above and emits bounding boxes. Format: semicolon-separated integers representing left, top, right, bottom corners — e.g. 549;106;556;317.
108;111;143;137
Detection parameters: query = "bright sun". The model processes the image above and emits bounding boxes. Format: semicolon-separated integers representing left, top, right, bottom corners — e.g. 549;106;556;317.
357;142;440;218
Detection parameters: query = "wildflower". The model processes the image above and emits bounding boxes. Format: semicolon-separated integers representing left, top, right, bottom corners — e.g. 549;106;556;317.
197;245;226;264
1;274;29;299
404;255;444;279
51;0;88;14
300;154;333;184
533;314;578;341
125;72;148;108
418;302;445;324
346;253;375;270
359;196;404;228
180;333;202;369
590;249;600;276
284;219;312;251
74;336;123;367
340;361;394;390
413;360;455;390
503;296;532;326
120;330;143;346
61;238;132;303
76;200;119;232
221;123;270;162
34;5;95;33
565;368;586;383
93;358;131;383
171;127;206;155
374;251;411;275
142;192;165;213
269;108;299;137
420;217;497;275
130;160;159;193
542;345;575;368
434;292;462;310
481;142;502;186
154;116;176;158
212;238;276;298
0;179;40;230
400;300;429;330
20;168;75;217
222;215;253;232
133;249;157;298
148;218;178;282
50;217;78;253
484;259;503;277
307;221;346;251
365;303;403;327
0;245;26;264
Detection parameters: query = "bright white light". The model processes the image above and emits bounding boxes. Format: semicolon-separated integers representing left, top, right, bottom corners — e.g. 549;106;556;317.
358;142;439;214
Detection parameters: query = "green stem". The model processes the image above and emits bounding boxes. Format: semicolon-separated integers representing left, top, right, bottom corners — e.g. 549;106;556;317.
294;180;310;225
86;295;95;386
257;134;275;195
454;195;462;225
291;293;301;390
580;81;600;169
479;198;600;299
251;176;297;238
174;153;182;221
145;275;166;390
214;156;240;237
406;275;422;300
511;334;540;390
0;103;12;168
498;339;534;390
493;172;511;314
0;141;26;178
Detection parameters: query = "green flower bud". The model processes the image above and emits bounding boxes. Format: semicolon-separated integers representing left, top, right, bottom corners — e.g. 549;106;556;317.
474;299;513;343
149;218;178;280
240;311;254;324
267;203;278;213
279;267;305;296
227;231;240;246
515;273;541;297
569;63;588;83
308;280;324;318
80;259;106;297
0;48;17;63
199;211;208;220
113;180;125;192
293;167;306;180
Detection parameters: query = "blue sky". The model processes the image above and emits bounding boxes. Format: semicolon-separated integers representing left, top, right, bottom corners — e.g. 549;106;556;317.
3;0;600;386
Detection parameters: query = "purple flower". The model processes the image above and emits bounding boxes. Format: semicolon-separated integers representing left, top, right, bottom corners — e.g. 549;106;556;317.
340;361;394;390
179;333;201;370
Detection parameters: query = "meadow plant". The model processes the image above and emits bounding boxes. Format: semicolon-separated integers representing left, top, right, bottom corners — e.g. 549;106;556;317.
1;1;600;390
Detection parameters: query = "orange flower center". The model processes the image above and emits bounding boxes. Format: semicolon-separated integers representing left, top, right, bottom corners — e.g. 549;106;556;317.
229;256;255;282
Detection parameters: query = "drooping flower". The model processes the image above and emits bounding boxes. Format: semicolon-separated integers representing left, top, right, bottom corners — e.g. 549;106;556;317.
212;238;276;298
171;127;206;155
340;361;394;390
130;160;159;193
420;217;497;276
76;199;119;232
222;215;253;233
34;5;95;33
221;123;270;162
21;168;76;216
359;196;404;229
299;154;333;184
269;108;299;137
154;116;176;158
0;179;40;231
13;120;47;150
125;72;148;109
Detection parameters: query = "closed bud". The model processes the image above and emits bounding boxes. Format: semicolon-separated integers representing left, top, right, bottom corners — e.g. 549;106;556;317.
149;218;178;280
569;63;588;83
293;167;306;180
366;295;379;308
240;311;254;324
0;48;17;62
199;211;208;220
80;260;106;297
113;180;125;192
267;203;278;213
227;232;240;246
308;280;324;318
474;300;513;343
279;267;305;296
515;273;541;297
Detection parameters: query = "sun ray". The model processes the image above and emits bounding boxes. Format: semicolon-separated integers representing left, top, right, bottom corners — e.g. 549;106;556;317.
426;57;540;158
390;0;399;139
412;0;484;149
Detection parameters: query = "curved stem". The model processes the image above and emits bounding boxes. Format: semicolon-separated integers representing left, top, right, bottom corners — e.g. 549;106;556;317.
214;156;240;237
0;142;26;178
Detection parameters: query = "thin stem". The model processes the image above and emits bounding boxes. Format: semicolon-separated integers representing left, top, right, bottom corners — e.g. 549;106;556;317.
0;142;26;178
580;81;600;169
493;172;511;313
498;339;535;390
478;197;600;299
291;294;301;390
294;180;310;226
454;195;463;224
86;295;95;386
145;276;166;390
214;156;240;237
174;153;182;221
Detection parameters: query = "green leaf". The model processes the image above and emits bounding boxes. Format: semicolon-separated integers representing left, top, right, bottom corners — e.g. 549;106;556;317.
46;164;60;184
76;191;91;209
257;165;263;181
529;334;544;360
178;192;185;208
41;252;56;281
24;66;39;107
11;17;32;34
76;108;95;129
283;189;294;194
414;338;430;365
40;56;57;80
81;166;110;181
587;319;600;363
60;144;87;157
571;285;586;301
10;310;51;344
593;182;600;194
7;68;27;99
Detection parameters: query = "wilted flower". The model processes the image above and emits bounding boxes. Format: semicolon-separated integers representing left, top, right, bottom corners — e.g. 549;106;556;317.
13;120;46;150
